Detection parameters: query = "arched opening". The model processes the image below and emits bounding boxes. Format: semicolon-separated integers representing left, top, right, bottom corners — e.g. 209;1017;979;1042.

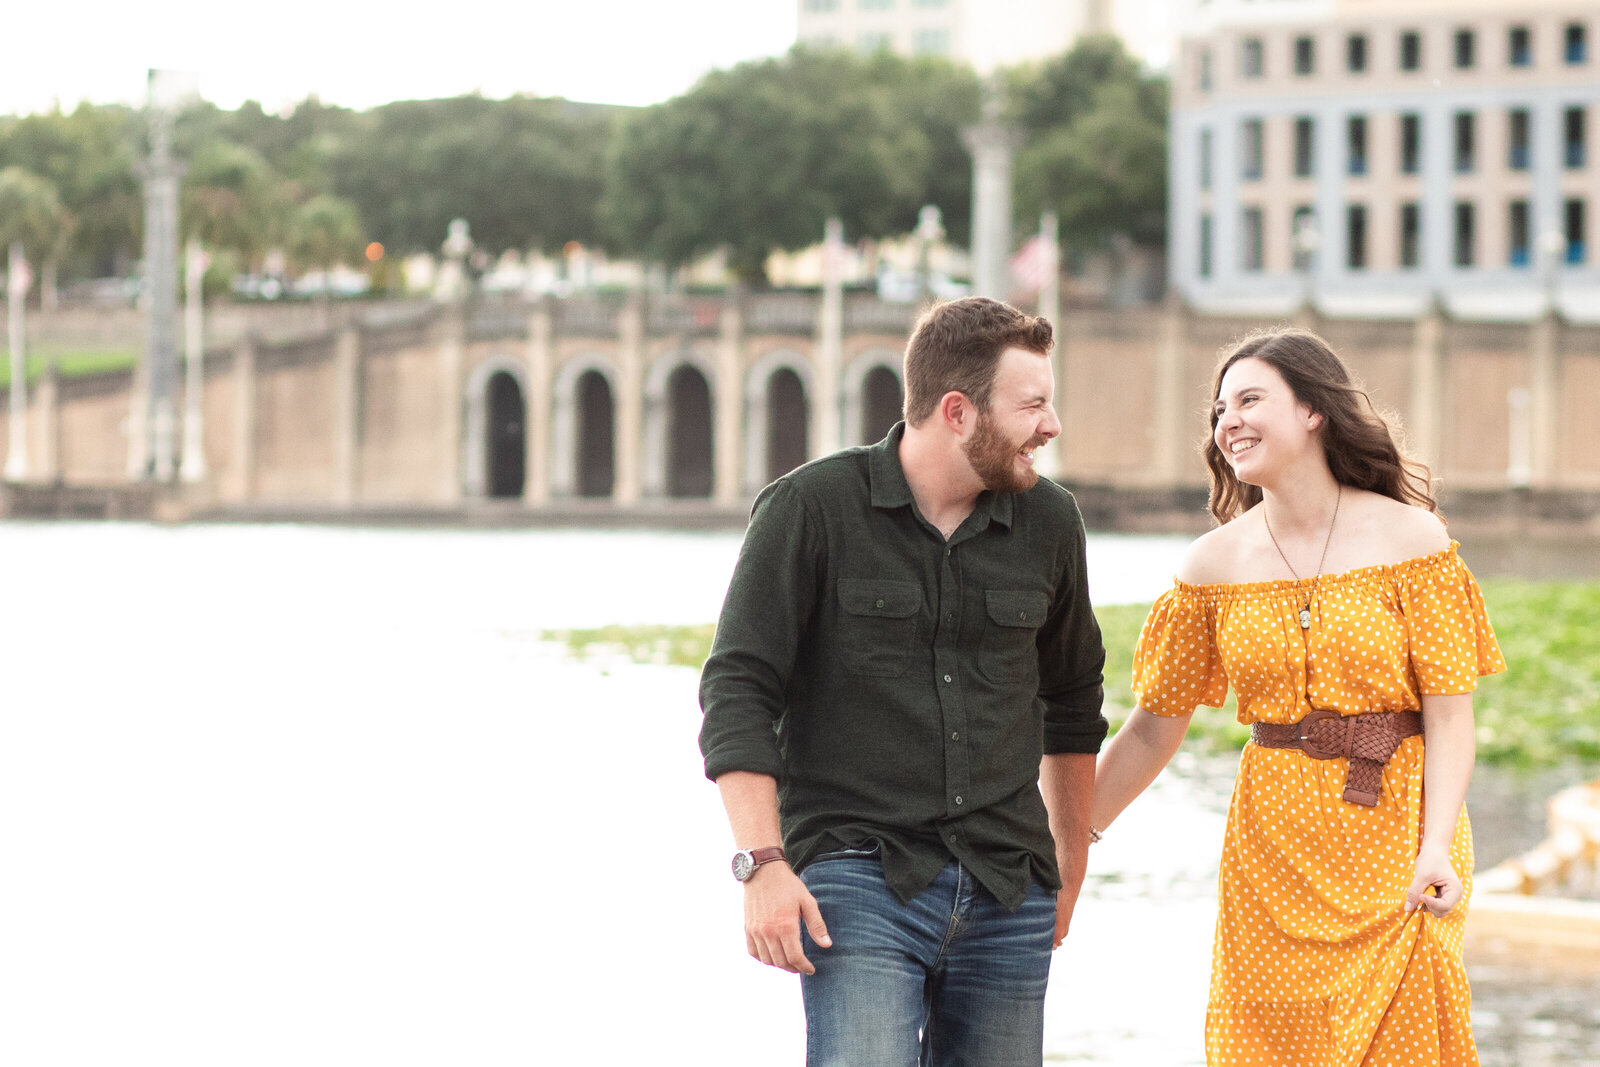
861;365;903;444
667;364;713;498
485;371;526;499
767;367;808;482
576;370;615;498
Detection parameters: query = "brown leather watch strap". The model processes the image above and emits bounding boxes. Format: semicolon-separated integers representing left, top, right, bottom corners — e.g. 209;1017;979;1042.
747;847;786;867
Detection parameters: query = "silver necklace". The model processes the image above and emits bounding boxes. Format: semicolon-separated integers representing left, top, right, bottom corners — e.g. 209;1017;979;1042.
1263;484;1342;630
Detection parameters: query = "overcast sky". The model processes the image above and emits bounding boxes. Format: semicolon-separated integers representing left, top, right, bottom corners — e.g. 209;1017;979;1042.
3;1;799;116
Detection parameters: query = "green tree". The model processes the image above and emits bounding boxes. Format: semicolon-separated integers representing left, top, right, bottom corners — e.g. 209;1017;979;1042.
0;166;68;270
603;47;977;284
181;140;279;266
326;95;617;258
1011;36;1169;253
0;105;141;280
286;194;364;278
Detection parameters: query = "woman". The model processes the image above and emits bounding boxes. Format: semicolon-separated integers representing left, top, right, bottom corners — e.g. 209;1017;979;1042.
1091;328;1504;1065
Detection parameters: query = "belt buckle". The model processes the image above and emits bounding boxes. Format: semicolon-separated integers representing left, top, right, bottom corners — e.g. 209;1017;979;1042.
1296;708;1345;760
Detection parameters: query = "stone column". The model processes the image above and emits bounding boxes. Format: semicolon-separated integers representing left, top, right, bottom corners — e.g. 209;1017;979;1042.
1409;298;1446;473
613;297;644;506
231;335;258;502
714;293;744;507
962;82;1022;300
436;303;465;504
814;218;844;460
180;237;208;483
5;241;28;481
1528;310;1560;487
1150;295;1191;487
525;298;553;506
36;358;59;482
1036;212;1064;480
332;325;361;506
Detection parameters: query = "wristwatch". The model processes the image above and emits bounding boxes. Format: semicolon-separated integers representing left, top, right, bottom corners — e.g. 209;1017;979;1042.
731;847;787;882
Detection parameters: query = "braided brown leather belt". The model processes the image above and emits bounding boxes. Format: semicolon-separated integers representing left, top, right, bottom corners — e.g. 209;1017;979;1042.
1250;709;1424;807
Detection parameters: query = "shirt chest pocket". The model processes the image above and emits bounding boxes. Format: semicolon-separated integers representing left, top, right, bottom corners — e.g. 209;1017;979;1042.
837;579;922;678
980;589;1049;684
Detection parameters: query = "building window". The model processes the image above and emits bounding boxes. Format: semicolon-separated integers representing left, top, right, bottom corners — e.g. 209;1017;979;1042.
1241;37;1264;77
1454;111;1475;173
1242;118;1264;180
803;0;840;10
1567;107;1588;169
1400;202;1421;268
1294;118;1315;178
1567;23;1588;64
1455;28;1476;68
1509;109;1531;170
1401;113;1422;174
1347;115;1368;175
1200;128;1213;189
913;0;948;6
1199;214;1214;277
1295;36;1316;75
1242;208;1264;271
1200;48;1214;91
1454;201;1476;267
1292;206;1316;270
1347;34;1368;73
1400;31;1422;71
1568;199;1587;264
859;0;894;9
1509;200;1531;266
857;31;892;53
1509;26;1532;67
1347;205;1368;269
912;28;949;54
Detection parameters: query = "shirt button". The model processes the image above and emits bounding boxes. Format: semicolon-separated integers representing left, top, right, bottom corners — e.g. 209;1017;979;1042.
951;731;959;740
954;795;964;806
943;674;952;683
1019;611;1027;620
875;599;885;608
946;548;952;557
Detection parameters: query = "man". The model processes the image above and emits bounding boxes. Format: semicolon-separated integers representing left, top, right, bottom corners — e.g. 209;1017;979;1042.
699;297;1106;1066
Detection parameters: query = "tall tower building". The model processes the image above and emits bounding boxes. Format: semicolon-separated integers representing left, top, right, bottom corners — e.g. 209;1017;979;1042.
1169;0;1599;317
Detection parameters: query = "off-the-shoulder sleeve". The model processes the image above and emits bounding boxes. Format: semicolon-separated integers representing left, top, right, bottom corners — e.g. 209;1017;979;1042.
1398;547;1507;694
1131;585;1229;717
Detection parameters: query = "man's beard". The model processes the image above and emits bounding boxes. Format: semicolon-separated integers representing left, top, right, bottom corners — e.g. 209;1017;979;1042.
963;409;1044;494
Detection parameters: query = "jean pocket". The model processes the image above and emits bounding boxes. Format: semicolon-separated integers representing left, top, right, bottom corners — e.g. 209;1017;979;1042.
811;840;883;863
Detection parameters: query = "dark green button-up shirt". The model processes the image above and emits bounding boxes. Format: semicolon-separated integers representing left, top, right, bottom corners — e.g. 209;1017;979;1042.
699;424;1107;909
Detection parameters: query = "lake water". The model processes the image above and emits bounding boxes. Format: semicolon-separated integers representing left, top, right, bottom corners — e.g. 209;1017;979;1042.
0;523;1592;1065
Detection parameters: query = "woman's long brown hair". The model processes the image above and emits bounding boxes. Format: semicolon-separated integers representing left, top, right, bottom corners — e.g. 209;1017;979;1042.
1204;328;1438;525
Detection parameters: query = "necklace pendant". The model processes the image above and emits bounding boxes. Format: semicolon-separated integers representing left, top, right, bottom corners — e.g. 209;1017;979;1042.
1298;606;1312;629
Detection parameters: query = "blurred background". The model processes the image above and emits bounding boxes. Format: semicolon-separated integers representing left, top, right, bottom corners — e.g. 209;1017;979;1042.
1;2;1597;1064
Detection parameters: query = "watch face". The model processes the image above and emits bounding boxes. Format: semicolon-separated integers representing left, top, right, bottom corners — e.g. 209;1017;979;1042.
732;851;755;881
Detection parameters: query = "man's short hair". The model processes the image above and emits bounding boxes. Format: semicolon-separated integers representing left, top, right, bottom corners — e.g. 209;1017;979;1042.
902;298;1054;426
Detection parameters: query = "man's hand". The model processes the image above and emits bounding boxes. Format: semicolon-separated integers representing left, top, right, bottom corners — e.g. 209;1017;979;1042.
743;863;832;974
1052;887;1077;949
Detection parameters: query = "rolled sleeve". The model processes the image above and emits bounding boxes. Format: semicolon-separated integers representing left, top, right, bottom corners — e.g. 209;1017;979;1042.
698;481;819;782
1037;511;1108;755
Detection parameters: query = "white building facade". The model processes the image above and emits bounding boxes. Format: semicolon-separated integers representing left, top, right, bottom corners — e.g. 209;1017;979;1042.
1170;0;1600;318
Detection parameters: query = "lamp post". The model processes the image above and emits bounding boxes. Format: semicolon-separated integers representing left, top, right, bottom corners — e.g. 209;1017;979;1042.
1538;228;1566;316
1293;213;1320;311
913;204;945;301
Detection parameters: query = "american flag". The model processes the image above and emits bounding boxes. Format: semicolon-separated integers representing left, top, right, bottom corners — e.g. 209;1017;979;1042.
1009;235;1058;294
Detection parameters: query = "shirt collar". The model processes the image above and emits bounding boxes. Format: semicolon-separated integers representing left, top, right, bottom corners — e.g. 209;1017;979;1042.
868;422;1015;531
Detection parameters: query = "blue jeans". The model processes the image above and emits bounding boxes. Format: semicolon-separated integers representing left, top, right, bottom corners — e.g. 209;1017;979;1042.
798;856;1056;1067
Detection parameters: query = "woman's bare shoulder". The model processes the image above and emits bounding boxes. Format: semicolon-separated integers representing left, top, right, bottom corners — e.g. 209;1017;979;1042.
1351;492;1449;561
1174;516;1254;585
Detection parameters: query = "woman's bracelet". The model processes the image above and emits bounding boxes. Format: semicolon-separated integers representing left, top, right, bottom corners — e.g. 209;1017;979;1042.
1088;826;1103;844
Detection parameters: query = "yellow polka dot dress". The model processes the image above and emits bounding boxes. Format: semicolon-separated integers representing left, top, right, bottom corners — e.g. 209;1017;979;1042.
1132;543;1506;1066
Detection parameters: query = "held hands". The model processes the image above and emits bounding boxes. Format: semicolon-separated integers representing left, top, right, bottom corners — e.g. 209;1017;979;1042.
1404;844;1463;917
743;863;832;975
